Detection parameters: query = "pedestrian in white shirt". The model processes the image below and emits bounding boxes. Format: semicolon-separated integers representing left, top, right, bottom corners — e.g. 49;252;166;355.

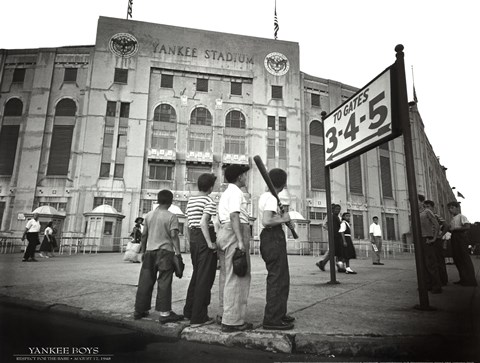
369;216;384;265
21;213;41;262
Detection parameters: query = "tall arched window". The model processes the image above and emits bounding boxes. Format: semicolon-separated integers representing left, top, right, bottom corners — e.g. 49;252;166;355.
153;104;176;123
225;110;245;128
4;98;23;116
309;120;325;189
47;99;76;176
0;98;23;175
152;104;176;150
190;107;212;126
55;98;76;116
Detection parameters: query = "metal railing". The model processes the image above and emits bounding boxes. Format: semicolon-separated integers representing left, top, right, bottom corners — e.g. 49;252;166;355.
0;237;25;254
250;239;416;259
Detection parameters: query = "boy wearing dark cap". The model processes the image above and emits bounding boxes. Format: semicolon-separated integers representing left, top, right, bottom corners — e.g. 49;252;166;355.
217;164;252;332
258;168;294;330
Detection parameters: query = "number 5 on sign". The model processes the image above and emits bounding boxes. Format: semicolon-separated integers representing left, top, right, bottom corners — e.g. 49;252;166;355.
323;67;397;167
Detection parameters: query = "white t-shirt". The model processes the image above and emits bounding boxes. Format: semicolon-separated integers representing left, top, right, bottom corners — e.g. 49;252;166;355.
450;214;469;230
258;192;279;231
339;220;351;235
44;226;53;236
25;219;41;233
369;223;382;237
218;183;249;224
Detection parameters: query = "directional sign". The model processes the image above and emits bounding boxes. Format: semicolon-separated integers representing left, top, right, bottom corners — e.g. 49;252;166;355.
324;67;398;167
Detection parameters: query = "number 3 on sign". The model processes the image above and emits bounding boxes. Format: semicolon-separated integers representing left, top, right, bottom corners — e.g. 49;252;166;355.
325;91;389;153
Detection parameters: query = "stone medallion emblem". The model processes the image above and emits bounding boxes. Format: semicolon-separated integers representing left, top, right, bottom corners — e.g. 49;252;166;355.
264;52;290;76
109;33;138;58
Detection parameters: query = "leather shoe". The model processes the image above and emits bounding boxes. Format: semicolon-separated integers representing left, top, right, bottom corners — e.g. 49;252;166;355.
316;261;325;271
159;311;184;324
263;321;294;330
373;262;384;265
133;311;149;320
282;315;295;323
221;323;253;332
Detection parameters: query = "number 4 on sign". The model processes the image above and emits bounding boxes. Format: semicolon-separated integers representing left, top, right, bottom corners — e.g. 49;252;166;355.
344;113;359;141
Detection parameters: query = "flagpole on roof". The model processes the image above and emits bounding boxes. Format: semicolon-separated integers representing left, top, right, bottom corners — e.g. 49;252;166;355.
127;0;133;19
274;0;279;40
411;66;418;103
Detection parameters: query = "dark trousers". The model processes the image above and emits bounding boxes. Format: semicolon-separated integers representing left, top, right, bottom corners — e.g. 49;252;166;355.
433;239;448;285
135;249;175;313
422;238;442;291
451;232;477;286
23;233;39;260
260;225;290;325
183;228;217;324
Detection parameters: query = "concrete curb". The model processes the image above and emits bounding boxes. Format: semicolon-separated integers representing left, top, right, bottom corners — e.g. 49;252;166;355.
181;327;293;353
2;293;470;359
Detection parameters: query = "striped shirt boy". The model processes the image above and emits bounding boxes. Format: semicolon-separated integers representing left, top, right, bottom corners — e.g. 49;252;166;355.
186;195;216;228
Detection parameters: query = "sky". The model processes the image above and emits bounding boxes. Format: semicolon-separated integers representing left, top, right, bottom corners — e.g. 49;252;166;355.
1;0;479;221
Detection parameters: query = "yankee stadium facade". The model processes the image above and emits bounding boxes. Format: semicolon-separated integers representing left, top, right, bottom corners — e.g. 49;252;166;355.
0;17;455;250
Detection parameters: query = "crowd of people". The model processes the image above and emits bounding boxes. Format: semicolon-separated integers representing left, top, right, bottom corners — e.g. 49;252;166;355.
128;163;477;331
20;164;478;330
132;164;296;331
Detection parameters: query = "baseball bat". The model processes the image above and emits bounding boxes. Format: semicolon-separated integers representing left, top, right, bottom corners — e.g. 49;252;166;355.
253;155;299;239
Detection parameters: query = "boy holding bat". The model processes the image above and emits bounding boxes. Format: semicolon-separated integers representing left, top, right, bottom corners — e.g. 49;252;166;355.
258;168;295;330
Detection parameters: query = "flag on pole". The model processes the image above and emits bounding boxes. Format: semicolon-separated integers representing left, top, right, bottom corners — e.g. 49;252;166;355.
457;191;465;199
127;0;133;19
274;1;279;40
411;66;418;103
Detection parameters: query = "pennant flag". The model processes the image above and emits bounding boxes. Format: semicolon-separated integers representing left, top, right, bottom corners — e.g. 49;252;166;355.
457;191;465;199
411;66;418;103
274;1;279;40
127;0;133;19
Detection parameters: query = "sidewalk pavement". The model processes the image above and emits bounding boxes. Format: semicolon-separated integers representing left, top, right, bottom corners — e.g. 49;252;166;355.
1;251;479;361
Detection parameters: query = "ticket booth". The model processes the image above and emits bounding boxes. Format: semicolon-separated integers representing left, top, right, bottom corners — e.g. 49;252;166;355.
83;205;125;252
24;205;66;235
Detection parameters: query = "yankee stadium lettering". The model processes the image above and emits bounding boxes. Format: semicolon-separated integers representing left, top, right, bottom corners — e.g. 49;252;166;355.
153;43;254;64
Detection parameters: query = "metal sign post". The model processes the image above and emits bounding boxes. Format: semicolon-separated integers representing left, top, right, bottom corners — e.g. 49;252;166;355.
394;45;431;310
320;45;432;309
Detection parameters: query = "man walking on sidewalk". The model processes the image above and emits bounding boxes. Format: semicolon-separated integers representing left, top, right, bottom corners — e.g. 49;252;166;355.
21;213;40;262
369;216;384;265
315;204;344;272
